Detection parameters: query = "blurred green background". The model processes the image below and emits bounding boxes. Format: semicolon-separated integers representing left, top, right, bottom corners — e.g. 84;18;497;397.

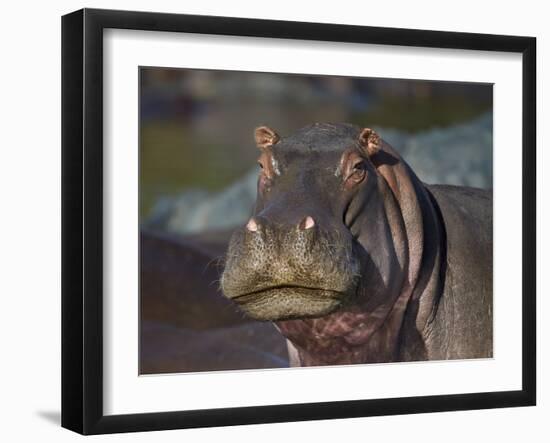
140;68;492;222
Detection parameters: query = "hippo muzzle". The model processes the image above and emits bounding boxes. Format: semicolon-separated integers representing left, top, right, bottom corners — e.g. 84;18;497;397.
221;213;360;321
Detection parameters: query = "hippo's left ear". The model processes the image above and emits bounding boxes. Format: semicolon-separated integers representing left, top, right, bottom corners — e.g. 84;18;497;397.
358;128;381;158
255;126;280;150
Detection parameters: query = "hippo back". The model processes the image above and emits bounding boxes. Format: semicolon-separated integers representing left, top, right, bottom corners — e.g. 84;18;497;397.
422;184;493;360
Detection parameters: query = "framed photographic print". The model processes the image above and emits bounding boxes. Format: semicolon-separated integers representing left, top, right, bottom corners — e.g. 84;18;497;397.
61;8;536;435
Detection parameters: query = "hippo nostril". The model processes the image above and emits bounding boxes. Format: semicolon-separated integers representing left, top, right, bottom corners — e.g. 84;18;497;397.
298;215;315;230
246;217;259;232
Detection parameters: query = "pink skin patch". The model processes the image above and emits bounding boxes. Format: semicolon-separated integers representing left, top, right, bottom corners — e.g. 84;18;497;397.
246;217;259;232
299;216;315;230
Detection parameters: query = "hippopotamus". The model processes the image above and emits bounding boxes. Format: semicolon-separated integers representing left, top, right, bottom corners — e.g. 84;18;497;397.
221;123;492;366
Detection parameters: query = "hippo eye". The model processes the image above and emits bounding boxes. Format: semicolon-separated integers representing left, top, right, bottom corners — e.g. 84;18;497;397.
353;161;366;172
344;159;367;186
351;161;367;178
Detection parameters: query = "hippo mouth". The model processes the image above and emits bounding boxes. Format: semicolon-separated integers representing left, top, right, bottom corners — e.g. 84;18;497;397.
229;285;350;321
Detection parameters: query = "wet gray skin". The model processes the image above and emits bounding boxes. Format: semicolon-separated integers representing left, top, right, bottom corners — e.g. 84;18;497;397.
221;123;492;366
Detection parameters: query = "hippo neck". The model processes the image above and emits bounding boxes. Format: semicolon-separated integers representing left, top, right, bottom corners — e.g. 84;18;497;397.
275;300;409;365
275;147;445;366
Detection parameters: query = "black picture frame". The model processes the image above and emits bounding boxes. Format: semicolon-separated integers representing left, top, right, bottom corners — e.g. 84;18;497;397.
61;8;536;435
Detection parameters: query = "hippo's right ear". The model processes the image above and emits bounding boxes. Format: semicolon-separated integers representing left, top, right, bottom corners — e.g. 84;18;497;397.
254;126;280;150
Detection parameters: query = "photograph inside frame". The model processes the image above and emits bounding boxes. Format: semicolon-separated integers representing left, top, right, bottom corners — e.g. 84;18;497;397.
138;67;493;375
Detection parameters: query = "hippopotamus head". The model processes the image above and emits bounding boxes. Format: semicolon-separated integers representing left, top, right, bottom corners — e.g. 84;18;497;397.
221;123;429;327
